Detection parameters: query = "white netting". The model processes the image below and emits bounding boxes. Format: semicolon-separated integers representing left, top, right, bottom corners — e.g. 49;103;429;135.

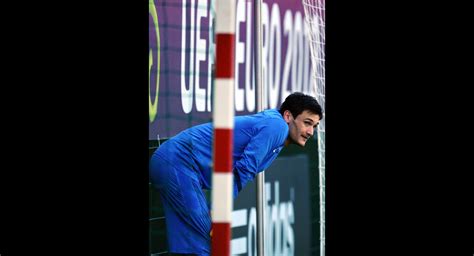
302;1;325;256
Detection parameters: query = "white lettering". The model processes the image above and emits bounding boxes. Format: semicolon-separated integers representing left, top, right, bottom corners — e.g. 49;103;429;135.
287;200;295;256
245;1;255;112
247;207;257;256
268;4;282;109
261;2;270;110
280;202;289;255
281;10;293;104
181;0;195;113
195;0;208;112
179;2;316;113
234;0;245;111
207;0;215;111
231;181;296;256
268;181;281;255
292;12;304;94
231;209;248;254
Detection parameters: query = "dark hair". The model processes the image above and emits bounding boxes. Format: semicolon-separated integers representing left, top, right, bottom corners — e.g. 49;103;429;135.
279;92;323;120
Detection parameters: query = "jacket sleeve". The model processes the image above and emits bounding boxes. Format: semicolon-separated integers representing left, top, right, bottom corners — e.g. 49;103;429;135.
233;118;287;198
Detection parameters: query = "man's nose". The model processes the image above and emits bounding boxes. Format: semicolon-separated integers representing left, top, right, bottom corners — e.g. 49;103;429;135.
308;128;314;137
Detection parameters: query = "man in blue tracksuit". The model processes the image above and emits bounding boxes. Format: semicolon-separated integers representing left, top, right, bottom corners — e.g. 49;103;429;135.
149;92;323;255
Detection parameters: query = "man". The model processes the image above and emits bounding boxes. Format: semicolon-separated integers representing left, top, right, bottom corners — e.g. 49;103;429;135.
149;92;323;255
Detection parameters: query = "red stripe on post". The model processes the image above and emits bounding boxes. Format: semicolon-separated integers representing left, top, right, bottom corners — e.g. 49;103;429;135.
212;222;231;255
214;128;233;172
215;34;235;78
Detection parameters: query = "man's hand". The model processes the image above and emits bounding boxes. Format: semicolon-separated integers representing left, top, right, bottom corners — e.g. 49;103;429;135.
209;210;213;237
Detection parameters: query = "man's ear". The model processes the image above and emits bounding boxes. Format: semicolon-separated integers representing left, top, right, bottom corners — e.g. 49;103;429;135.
283;110;293;123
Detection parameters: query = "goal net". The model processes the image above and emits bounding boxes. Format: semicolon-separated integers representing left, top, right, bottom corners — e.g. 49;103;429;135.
302;1;325;256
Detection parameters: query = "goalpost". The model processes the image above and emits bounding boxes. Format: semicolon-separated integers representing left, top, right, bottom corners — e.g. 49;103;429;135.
211;1;325;255
302;1;326;256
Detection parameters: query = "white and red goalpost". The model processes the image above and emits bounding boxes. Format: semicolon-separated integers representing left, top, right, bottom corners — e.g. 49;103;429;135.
211;1;236;255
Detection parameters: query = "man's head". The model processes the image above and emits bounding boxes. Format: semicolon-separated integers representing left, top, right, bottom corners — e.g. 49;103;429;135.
279;92;323;147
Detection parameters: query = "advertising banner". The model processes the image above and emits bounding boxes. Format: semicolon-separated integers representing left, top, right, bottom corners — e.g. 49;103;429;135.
149;0;315;139
231;155;311;255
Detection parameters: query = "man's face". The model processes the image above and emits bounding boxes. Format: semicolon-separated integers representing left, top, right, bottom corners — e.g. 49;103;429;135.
284;110;321;147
